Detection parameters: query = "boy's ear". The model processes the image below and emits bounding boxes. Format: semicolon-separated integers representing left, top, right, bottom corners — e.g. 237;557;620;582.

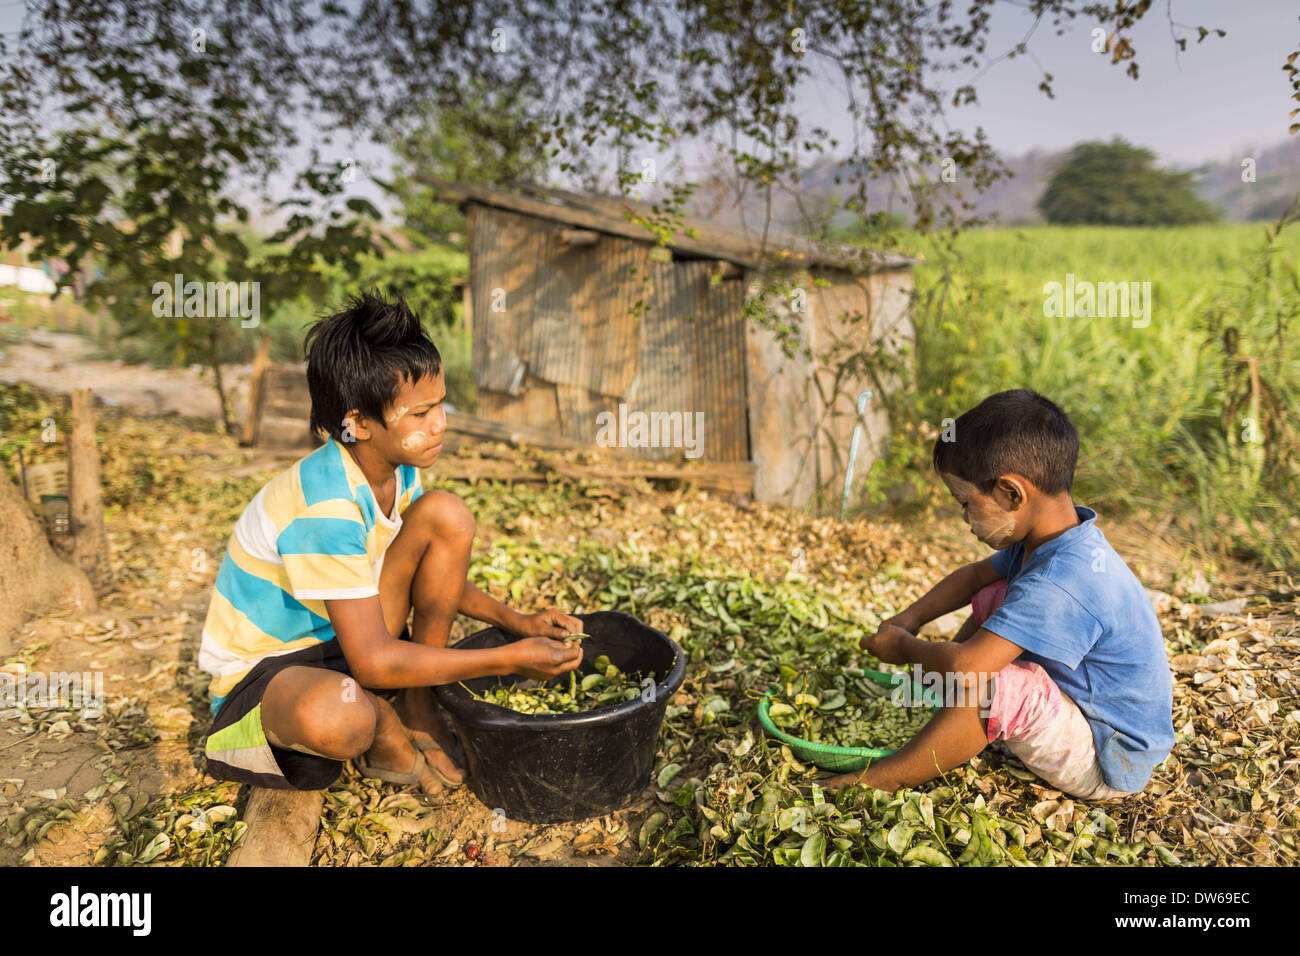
342;408;373;443
996;474;1031;509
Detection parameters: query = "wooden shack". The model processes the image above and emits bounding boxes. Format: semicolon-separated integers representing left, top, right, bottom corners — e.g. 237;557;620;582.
246;182;915;510
425;179;915;510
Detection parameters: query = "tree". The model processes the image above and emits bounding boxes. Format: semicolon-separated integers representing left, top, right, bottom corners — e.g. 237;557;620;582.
1037;139;1217;226
382;83;551;246
0;3;383;433
2;3;1242;272
0;0;1261;437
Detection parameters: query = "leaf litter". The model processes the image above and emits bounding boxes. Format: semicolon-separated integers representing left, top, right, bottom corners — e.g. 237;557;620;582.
1;389;1294;866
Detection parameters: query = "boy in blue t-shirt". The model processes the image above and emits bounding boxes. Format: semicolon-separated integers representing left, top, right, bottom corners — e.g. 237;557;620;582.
821;389;1174;800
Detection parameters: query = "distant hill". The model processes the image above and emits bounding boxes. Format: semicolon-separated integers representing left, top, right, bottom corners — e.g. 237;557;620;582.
674;137;1300;233
1191;136;1300;222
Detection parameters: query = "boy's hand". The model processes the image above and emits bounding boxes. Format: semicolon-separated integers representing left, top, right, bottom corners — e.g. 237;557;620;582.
512;608;584;640
860;623;913;664
508;637;584;681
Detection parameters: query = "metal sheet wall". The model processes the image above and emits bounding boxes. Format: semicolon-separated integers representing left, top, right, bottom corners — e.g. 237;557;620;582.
469;204;750;462
631;260;748;462
468;204;551;396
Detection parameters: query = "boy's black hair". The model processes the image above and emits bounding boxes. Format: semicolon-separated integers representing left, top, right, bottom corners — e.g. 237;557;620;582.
932;389;1078;495
303;289;442;443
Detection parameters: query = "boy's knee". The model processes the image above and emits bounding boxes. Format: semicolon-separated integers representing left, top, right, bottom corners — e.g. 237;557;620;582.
300;679;378;758
412;490;476;541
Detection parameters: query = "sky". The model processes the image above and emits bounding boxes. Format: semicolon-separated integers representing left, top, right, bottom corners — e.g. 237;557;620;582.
907;0;1298;166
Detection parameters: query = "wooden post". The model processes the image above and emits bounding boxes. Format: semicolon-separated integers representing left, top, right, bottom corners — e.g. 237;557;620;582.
68;388;112;588
226;787;324;867
461;279;473;342
241;336;272;447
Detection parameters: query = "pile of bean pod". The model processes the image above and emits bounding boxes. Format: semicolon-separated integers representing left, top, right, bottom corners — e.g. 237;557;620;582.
766;667;936;751
469;655;656;715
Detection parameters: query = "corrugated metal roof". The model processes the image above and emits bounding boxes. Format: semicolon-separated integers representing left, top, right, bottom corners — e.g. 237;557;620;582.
422;177;915;273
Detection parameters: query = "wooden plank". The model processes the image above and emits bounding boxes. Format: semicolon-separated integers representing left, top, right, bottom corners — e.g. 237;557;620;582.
258;417;319;450
809;272;868;501
446;408;588;451
744;274;819;507
808;269;914;511
479;374;564;432
226;787;323;867
241;365;756;494
265;365;308;390
552;384;592;441
265;382;307;401
437;453;753;497
252;364;314;449
547;457;753;495
262;398;308;418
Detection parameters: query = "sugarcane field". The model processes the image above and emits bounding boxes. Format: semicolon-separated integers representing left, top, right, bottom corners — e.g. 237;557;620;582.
1;0;1298;933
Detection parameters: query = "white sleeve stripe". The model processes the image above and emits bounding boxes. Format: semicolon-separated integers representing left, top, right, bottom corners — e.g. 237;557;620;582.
233;485;285;564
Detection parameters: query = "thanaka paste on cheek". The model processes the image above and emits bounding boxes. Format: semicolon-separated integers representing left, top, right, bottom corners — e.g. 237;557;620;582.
941;473;1017;548
971;508;1017;549
385;405;410;425
400;431;428;452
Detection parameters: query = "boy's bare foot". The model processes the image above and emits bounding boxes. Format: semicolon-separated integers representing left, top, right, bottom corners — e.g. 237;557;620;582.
394;686;466;784
359;692;457;793
361;731;447;795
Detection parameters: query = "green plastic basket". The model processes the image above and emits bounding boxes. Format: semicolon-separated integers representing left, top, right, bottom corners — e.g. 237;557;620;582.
757;667;938;773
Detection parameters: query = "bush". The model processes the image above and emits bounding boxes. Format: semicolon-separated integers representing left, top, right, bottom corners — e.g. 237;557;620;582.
315;239;466;331
432;319;477;413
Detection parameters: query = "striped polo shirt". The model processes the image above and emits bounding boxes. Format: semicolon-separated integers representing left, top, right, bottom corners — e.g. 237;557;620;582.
198;436;424;714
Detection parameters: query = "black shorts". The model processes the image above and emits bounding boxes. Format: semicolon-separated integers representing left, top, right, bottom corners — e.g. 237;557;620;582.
203;640;354;791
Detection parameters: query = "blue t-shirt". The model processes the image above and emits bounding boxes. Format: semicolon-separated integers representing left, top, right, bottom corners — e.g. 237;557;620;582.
983;506;1174;793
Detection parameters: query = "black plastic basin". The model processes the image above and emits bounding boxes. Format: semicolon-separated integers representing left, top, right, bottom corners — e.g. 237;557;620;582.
433;611;686;824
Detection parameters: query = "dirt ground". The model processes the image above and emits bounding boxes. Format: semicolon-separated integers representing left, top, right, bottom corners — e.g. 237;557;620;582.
0;327;1294;867
0;327;257;423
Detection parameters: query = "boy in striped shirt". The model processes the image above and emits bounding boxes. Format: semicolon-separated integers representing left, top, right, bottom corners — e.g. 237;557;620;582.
199;291;583;793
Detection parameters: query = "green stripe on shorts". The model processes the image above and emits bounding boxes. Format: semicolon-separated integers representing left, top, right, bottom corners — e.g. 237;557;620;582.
205;703;283;779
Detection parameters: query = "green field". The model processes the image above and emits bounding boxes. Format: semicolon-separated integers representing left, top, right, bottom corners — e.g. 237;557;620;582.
862;221;1300;572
